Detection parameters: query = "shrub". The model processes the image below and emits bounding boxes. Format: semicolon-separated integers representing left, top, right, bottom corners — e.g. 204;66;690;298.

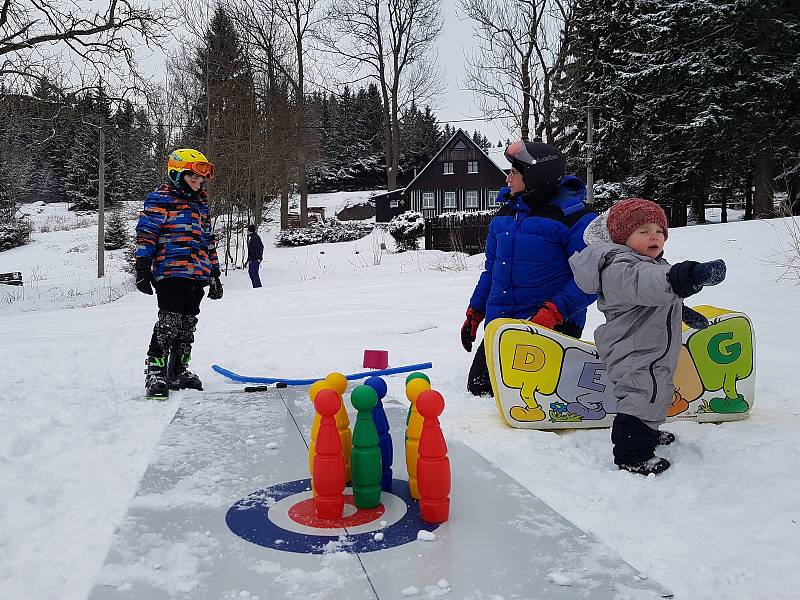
104;209;130;250
0;198;32;252
388;210;424;252
276;217;374;247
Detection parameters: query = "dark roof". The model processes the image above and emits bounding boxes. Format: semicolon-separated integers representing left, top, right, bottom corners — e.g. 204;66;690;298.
404;129;506;191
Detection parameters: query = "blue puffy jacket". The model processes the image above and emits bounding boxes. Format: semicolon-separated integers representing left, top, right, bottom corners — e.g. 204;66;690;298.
468;175;597;329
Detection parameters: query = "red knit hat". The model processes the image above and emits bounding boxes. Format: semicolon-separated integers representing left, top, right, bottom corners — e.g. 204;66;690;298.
607;198;669;244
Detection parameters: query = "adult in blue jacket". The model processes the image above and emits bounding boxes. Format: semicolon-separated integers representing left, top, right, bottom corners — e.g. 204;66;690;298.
460;141;597;402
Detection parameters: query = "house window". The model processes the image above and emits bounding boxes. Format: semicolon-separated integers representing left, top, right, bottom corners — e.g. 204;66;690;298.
467;160;478;174
422;191;435;209
390;199;398;208
444;191;457;209
465;190;479;208
489;190;500;206
443;162;454;175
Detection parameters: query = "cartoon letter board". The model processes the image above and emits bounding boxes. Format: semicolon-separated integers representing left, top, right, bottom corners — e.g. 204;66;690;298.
484;305;755;429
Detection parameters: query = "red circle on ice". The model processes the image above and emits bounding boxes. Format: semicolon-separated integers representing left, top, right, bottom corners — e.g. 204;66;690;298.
288;493;385;528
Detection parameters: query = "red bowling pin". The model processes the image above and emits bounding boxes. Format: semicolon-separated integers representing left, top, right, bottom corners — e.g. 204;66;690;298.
416;389;450;524
312;389;346;520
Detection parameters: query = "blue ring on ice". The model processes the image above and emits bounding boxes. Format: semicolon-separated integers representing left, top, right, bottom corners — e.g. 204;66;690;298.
226;478;439;554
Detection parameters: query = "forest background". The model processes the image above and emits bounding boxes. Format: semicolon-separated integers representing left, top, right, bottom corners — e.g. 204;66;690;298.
1;0;798;245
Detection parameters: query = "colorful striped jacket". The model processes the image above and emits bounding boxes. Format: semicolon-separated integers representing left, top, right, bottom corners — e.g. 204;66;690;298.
135;182;220;282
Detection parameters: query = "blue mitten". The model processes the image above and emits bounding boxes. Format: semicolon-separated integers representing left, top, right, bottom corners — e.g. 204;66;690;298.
668;259;726;298
682;305;710;330
692;259;726;286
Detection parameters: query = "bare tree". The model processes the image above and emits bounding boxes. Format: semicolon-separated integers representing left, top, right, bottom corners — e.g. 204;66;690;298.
459;0;574;142
263;0;321;227
0;0;170;91
233;0;296;229
322;0;442;191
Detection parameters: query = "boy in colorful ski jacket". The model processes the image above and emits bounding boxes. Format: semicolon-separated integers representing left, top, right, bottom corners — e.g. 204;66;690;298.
569;198;726;475
460;140;597;400
135;148;223;399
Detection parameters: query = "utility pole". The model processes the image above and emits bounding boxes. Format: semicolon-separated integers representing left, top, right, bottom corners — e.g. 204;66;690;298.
586;107;594;206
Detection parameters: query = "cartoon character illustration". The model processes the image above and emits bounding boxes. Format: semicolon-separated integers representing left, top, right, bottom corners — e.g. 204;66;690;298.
498;327;564;422
688;315;753;414
669;345;704;416
487;306;755;429
557;347;616;420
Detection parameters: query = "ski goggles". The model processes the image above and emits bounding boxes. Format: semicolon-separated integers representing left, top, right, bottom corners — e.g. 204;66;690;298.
171;159;215;180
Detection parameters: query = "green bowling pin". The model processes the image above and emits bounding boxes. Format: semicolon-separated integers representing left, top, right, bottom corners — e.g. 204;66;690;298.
350;385;382;508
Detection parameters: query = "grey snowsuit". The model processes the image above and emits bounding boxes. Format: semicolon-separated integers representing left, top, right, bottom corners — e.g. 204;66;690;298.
568;243;683;424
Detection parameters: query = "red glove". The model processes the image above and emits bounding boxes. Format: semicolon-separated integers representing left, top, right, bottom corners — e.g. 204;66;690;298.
529;301;564;330
460;308;484;352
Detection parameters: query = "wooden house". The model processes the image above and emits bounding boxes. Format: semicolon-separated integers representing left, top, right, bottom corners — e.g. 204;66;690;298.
404;129;508;217
374;188;408;223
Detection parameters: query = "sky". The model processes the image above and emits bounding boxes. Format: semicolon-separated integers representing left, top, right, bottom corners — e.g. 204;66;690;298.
435;1;513;145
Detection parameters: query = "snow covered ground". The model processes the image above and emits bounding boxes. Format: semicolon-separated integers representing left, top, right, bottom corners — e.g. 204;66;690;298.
2;201;800;600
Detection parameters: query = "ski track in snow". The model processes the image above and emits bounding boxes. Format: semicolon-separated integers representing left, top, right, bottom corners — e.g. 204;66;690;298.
2;202;800;599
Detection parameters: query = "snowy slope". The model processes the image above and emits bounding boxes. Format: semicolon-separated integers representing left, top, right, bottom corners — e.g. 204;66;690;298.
1;204;800;600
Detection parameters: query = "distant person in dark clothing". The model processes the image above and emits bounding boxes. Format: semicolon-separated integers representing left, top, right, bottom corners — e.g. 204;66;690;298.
246;224;263;288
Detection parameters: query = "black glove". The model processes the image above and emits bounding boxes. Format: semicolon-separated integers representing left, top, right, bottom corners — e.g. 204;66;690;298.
208;276;223;300
682;305;711;330
460;307;484;352
668;259;726;298
134;257;154;295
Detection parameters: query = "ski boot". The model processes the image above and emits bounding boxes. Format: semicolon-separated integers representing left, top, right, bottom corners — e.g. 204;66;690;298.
145;356;169;400
617;456;671;476
657;430;676;446
168;341;203;391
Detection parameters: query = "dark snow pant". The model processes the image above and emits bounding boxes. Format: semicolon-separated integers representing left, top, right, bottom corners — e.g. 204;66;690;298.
467;320;583;396
147;278;205;358
611;413;658;466
248;260;262;288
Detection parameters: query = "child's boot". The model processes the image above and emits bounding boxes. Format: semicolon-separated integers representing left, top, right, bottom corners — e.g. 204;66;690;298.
618;456;671;476
145;355;169;400
612;413;668;474
657;430;676;445
168;340;202;391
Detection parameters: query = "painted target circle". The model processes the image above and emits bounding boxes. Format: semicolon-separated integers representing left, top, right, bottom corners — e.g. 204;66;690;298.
226;478;439;554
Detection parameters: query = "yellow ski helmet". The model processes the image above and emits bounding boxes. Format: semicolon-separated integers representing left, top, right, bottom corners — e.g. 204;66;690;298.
167;148;215;185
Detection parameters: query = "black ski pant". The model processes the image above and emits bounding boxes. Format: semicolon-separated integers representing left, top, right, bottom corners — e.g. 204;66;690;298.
467;320;583;396
147;278;205;358
611;413;658;466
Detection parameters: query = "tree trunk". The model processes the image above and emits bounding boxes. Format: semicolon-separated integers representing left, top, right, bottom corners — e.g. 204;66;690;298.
520;55;531;140
752;151;774;218
280;159;289;230
390;90;401;193
744;171;753;220
720;193;728;223
788;176;799;215
381;97;395;191
298;150;308;227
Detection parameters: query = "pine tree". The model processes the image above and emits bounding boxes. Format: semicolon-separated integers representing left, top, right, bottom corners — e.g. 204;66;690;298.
471;130;491;152
191;6;259;221
104;207;129;250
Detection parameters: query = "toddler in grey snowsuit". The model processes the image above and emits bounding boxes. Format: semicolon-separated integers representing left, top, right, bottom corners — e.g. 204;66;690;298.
569;198;726;475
